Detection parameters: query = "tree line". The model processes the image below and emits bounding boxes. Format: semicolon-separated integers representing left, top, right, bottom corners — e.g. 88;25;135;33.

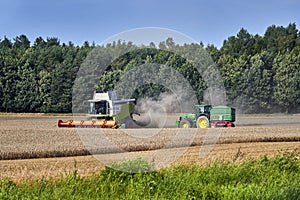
0;23;300;113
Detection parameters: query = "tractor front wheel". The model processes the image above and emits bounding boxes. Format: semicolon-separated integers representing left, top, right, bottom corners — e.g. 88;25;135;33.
179;119;193;128
196;116;209;128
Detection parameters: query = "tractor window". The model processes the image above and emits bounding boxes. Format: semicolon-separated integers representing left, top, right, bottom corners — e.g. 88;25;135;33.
196;106;204;113
199;107;203;113
199;106;206;113
204;106;212;113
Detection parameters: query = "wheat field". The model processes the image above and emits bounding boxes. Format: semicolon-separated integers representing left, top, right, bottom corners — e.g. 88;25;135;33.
0;114;299;181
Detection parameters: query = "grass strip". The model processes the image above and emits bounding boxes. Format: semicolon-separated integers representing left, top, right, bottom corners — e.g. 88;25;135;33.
1;153;300;199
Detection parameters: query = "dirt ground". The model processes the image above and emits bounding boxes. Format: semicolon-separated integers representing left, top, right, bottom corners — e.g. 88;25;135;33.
0;114;299;181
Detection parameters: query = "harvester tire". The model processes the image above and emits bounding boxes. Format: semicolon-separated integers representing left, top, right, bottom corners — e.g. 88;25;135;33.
179;119;193;128
196;116;209;128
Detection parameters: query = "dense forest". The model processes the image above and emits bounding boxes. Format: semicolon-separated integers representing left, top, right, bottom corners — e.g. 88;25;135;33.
1;23;300;113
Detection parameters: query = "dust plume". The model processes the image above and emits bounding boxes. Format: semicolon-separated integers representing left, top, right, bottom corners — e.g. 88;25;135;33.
133;92;195;128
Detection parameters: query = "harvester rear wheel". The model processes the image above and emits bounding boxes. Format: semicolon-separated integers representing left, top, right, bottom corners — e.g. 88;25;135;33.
179;119;193;128
196;116;209;128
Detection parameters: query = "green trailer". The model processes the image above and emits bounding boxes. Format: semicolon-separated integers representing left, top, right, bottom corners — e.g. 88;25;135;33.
209;106;235;128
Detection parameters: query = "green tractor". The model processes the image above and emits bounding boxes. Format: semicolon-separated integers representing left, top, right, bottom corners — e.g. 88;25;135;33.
176;105;236;128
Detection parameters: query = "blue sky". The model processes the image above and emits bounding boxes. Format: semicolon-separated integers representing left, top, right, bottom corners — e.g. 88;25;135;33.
1;0;299;47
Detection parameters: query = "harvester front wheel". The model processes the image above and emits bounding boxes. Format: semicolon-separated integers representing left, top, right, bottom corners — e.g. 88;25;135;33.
179;119;193;128
196;116;209;128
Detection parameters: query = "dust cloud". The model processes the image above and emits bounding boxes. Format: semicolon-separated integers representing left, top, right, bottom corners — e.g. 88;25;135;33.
133;92;192;128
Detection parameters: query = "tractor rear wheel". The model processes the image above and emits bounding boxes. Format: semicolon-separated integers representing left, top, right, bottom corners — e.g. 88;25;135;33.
196;116;209;128
179;119;193;128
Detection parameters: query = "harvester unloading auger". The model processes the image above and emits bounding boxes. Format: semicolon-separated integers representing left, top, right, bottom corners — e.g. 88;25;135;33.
58;91;137;128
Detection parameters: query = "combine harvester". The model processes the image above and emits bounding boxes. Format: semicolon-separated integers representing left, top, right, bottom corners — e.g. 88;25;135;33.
176;105;236;128
58;91;137;128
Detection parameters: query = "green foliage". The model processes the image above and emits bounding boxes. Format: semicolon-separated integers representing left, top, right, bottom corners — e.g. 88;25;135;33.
0;154;299;199
1;23;300;113
0;36;88;113
273;47;300;113
219;23;300;113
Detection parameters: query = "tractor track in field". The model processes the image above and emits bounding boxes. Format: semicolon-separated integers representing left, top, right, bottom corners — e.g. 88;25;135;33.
0;114;300;181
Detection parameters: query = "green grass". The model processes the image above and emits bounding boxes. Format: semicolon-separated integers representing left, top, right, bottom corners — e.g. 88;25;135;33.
1;154;300;199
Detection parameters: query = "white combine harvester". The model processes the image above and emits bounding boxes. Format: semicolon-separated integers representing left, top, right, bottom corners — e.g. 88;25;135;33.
58;91;137;128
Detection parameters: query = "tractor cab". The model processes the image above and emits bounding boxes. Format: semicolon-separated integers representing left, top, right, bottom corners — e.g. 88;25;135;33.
194;105;212;116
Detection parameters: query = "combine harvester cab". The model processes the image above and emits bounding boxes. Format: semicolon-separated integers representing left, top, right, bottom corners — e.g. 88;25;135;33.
58;91;137;128
176;105;235;128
